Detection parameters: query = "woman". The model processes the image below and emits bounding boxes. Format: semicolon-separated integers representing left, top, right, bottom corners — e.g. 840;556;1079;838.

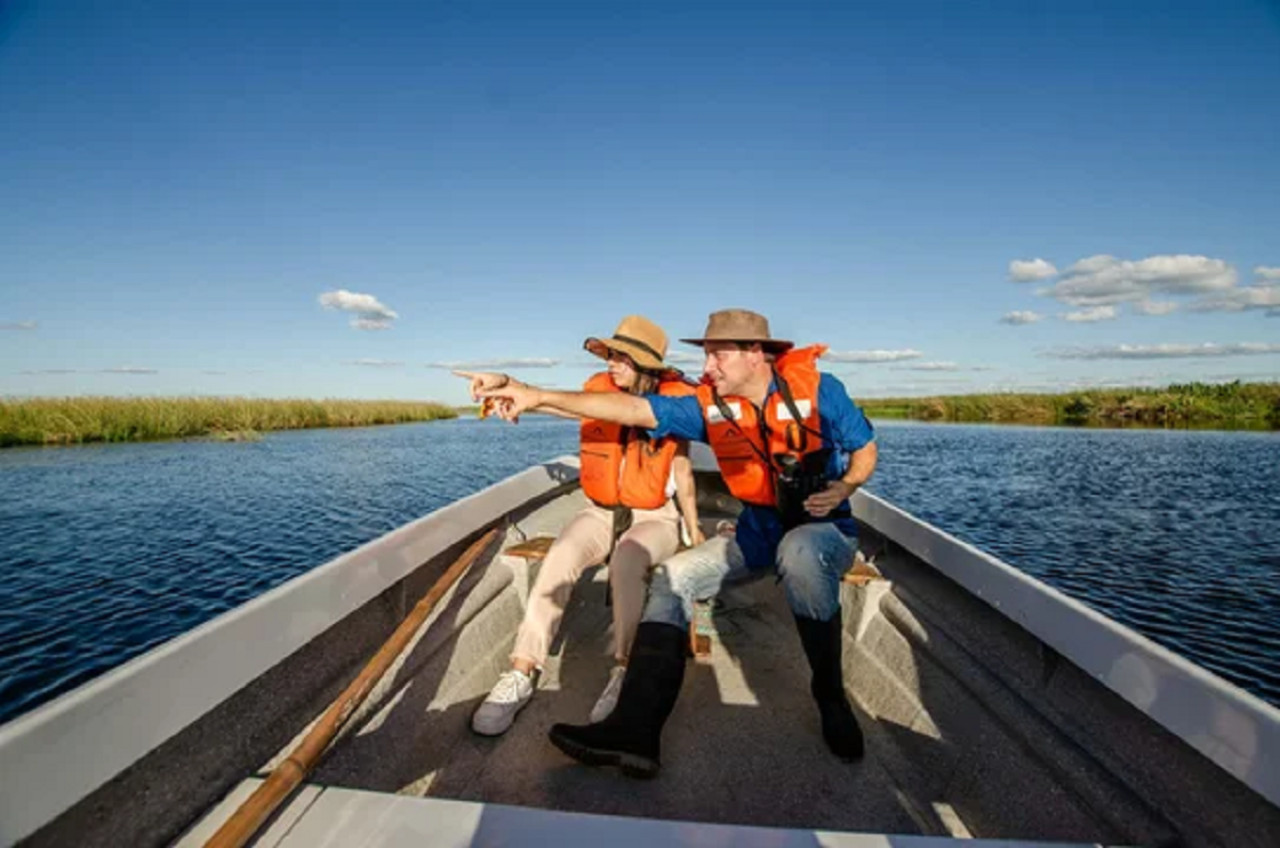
461;315;703;736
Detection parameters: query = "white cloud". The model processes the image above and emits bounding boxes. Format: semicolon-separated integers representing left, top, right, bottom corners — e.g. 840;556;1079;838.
1063;305;1118;323
1045;342;1280;360
318;289;399;331
664;351;705;365
424;357;560;370
895;361;961;372
1187;284;1280;315
102;366;158;374
350;359;405;368
1009;258;1058;282
1;321;37;330
969;371;1226;393
20;368;77;374
1255;266;1280;281
1196;371;1280;383
1000;310;1043;325
863;370;1273;398
825;349;923;363
1132;299;1179;316
1040;254;1236;307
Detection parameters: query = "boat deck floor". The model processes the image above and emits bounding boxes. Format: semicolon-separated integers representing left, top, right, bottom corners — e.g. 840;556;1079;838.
341;569;919;832
181;571;945;845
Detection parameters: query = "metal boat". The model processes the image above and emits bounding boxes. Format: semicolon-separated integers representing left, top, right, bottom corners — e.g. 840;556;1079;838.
2;447;1277;847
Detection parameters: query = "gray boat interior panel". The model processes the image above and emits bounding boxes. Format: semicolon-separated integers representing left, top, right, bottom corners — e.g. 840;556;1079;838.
851;489;1280;811
0;458;578;846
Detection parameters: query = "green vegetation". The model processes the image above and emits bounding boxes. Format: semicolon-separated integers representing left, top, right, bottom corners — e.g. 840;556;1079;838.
8;383;1270;447
0;397;458;448
859;381;1280;430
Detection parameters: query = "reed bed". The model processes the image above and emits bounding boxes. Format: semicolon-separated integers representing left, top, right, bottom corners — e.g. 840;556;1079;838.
0;397;458;448
859;381;1280;429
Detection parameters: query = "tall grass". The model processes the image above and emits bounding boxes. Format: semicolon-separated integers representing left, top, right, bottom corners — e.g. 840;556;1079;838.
858;381;1280;430
0;397;459;448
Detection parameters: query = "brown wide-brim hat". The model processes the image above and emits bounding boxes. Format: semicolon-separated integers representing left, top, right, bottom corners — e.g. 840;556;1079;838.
679;308;793;353
583;314;669;372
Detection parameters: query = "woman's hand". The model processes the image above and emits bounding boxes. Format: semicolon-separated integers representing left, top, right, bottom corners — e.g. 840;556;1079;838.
474;381;543;422
688;525;707;547
478;396;516;420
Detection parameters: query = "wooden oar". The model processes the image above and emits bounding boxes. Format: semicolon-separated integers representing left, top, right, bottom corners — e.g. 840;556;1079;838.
204;525;502;848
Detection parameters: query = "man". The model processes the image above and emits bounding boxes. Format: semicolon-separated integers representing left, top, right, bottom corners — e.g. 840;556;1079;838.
464;309;877;779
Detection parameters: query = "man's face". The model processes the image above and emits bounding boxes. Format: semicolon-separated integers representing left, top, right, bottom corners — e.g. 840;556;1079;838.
702;341;757;395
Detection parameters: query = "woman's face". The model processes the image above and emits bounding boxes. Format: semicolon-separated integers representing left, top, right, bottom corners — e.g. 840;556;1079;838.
607;350;639;390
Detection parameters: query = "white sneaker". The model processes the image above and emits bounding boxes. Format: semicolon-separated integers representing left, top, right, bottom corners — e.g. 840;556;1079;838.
589;665;627;723
471;669;535;736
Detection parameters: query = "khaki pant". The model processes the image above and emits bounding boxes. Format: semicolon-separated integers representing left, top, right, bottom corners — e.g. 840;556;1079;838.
511;500;681;668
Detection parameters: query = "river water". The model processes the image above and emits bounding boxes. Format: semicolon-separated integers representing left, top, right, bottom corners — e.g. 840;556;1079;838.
0;417;1276;724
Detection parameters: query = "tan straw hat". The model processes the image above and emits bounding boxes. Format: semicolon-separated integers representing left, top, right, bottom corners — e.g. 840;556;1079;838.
583;315;669;371
679;308;793;353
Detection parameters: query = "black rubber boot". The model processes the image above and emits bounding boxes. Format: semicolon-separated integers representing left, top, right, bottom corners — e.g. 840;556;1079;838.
794;613;865;761
548;621;686;778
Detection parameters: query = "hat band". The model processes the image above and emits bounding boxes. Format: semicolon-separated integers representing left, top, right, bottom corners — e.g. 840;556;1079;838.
611;333;663;363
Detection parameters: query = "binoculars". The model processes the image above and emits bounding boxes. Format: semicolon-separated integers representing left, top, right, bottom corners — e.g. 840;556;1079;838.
773;448;833;530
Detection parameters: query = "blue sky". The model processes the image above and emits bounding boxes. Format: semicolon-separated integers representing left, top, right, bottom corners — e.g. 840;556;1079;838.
2;0;1278;403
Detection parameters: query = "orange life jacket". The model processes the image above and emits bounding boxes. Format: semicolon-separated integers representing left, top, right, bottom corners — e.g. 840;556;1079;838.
695;345;827;507
579;372;696;510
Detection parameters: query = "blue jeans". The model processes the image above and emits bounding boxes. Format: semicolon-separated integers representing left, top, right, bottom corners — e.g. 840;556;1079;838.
641;524;854;629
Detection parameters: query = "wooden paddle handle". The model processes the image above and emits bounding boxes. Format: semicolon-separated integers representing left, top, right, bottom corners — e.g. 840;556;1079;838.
204;525;501;848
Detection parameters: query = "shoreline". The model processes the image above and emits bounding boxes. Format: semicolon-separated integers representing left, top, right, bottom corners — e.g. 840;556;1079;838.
4;381;1277;448
0;397;458;448
858;380;1280;431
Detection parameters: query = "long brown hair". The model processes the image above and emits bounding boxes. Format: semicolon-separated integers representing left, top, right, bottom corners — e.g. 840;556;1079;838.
630;370;659;396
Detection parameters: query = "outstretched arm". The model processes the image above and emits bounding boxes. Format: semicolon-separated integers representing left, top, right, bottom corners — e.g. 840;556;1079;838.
455;370;582;420
464;374;659;428
534;390;657;427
